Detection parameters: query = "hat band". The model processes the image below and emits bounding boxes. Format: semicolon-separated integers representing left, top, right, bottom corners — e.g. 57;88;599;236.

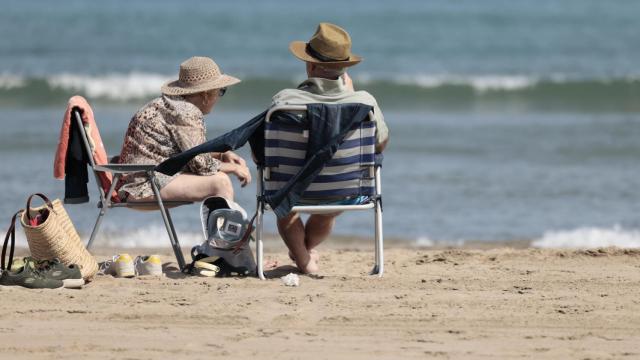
306;43;349;62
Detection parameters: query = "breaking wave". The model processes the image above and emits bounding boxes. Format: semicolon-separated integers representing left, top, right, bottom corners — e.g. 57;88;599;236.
532;225;640;249
1;72;640;111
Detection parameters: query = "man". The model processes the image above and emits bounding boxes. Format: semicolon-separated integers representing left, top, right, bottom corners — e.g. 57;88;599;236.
272;22;389;274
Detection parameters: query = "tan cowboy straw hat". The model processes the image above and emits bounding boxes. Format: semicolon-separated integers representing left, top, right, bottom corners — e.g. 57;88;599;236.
289;22;362;67
161;56;240;96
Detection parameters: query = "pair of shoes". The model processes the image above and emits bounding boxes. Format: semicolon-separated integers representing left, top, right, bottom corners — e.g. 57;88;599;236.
0;257;84;289
99;254;163;278
31;257;85;288
188;255;250;278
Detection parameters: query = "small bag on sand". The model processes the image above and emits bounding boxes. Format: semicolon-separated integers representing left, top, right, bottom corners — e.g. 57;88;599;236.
20;193;98;279
192;196;256;275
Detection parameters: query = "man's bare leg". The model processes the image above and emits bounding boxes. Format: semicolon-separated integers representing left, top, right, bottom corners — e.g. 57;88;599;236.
277;212;318;274
304;212;341;252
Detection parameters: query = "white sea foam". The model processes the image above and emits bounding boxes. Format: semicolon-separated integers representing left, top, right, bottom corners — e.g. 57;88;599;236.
11;226;204;249
95;226;205;248
532;225;640;249
47;72;171;100
397;74;537;92
413;236;466;247
414;236;435;247
0;74;26;89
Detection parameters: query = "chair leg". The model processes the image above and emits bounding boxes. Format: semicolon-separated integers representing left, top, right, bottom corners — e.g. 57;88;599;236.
163;208;186;271
256;201;265;280
87;173;120;250
86;208;107;250
149;174;186;272
371;199;384;277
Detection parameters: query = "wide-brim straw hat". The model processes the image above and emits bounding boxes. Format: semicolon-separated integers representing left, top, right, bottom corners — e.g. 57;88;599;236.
161;56;240;96
289;22;362;68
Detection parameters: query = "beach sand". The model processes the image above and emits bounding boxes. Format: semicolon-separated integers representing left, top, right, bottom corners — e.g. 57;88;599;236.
1;243;640;359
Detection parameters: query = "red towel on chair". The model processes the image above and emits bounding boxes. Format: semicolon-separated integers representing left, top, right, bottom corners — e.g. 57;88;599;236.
54;96;117;201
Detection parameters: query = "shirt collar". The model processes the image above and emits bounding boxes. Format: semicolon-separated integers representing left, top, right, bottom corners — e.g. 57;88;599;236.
161;94;204;118
297;77;351;96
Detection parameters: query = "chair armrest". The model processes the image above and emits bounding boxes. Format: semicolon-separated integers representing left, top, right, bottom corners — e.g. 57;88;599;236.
94;163;156;174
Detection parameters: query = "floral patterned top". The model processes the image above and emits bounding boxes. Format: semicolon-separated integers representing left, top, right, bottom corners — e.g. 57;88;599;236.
117;95;220;199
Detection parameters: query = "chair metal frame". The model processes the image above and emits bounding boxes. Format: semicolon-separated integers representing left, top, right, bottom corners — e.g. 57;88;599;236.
71;108;190;271
254;104;384;280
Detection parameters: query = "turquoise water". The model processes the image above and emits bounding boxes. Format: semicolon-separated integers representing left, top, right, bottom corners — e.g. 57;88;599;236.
1;0;640;247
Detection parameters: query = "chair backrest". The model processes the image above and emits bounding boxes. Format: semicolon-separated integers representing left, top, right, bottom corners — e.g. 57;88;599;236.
71;107;114;201
263;105;376;201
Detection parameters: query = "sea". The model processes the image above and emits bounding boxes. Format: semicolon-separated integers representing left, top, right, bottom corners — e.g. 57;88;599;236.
1;0;640;248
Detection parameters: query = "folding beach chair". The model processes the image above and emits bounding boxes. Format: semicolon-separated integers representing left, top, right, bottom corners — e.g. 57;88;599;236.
255;104;384;279
70;107;191;271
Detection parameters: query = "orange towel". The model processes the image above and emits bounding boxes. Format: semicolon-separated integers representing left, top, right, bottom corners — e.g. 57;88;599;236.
54;96;117;201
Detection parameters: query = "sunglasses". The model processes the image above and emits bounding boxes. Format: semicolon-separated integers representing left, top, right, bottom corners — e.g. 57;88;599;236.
218;87;227;97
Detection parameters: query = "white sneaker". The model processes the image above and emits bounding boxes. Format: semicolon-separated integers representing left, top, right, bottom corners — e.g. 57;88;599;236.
134;255;163;276
114;253;135;278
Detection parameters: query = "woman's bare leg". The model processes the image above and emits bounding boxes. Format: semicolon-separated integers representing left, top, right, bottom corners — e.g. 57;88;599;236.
128;172;234;203
160;172;234;201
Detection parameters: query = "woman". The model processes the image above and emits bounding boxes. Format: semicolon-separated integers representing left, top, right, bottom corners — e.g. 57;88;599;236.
117;56;251;202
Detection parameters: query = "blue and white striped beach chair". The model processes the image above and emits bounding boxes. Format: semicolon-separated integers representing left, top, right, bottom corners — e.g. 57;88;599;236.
255;104;384;279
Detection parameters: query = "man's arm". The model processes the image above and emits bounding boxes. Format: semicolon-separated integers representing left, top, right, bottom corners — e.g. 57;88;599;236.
376;138;389;153
372;101;389;153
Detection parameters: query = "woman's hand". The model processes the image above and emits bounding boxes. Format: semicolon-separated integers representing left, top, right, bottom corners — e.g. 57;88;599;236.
220;151;251;186
233;163;252;187
220;151;246;167
219;161;252;187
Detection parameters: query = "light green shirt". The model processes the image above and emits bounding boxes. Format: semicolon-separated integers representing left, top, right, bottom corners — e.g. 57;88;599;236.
271;77;389;145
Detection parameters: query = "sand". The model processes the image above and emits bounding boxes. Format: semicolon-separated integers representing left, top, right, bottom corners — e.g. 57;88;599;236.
1;244;640;359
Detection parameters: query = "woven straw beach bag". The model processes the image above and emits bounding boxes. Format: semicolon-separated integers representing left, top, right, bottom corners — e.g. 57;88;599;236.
20;193;98;279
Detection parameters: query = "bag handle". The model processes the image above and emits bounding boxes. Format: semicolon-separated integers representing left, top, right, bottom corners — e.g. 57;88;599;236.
1;211;22;272
231;211;258;254
24;193;54;222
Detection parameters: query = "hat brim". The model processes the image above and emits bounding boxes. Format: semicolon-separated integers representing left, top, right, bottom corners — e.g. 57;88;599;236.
161;74;241;96
289;41;362;67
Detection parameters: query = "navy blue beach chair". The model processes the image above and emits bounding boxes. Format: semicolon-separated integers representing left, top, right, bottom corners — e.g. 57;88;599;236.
255;104;384;279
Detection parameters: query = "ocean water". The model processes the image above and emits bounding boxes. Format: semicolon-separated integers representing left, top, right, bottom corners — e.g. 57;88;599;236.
1;0;640;248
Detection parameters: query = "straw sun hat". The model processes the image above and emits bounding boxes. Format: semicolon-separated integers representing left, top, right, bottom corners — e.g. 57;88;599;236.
289;22;362;67
161;56;240;96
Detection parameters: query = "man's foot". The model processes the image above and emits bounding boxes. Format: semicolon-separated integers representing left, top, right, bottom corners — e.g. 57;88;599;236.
297;257;319;274
289;250;320;274
263;259;279;270
288;249;319;262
